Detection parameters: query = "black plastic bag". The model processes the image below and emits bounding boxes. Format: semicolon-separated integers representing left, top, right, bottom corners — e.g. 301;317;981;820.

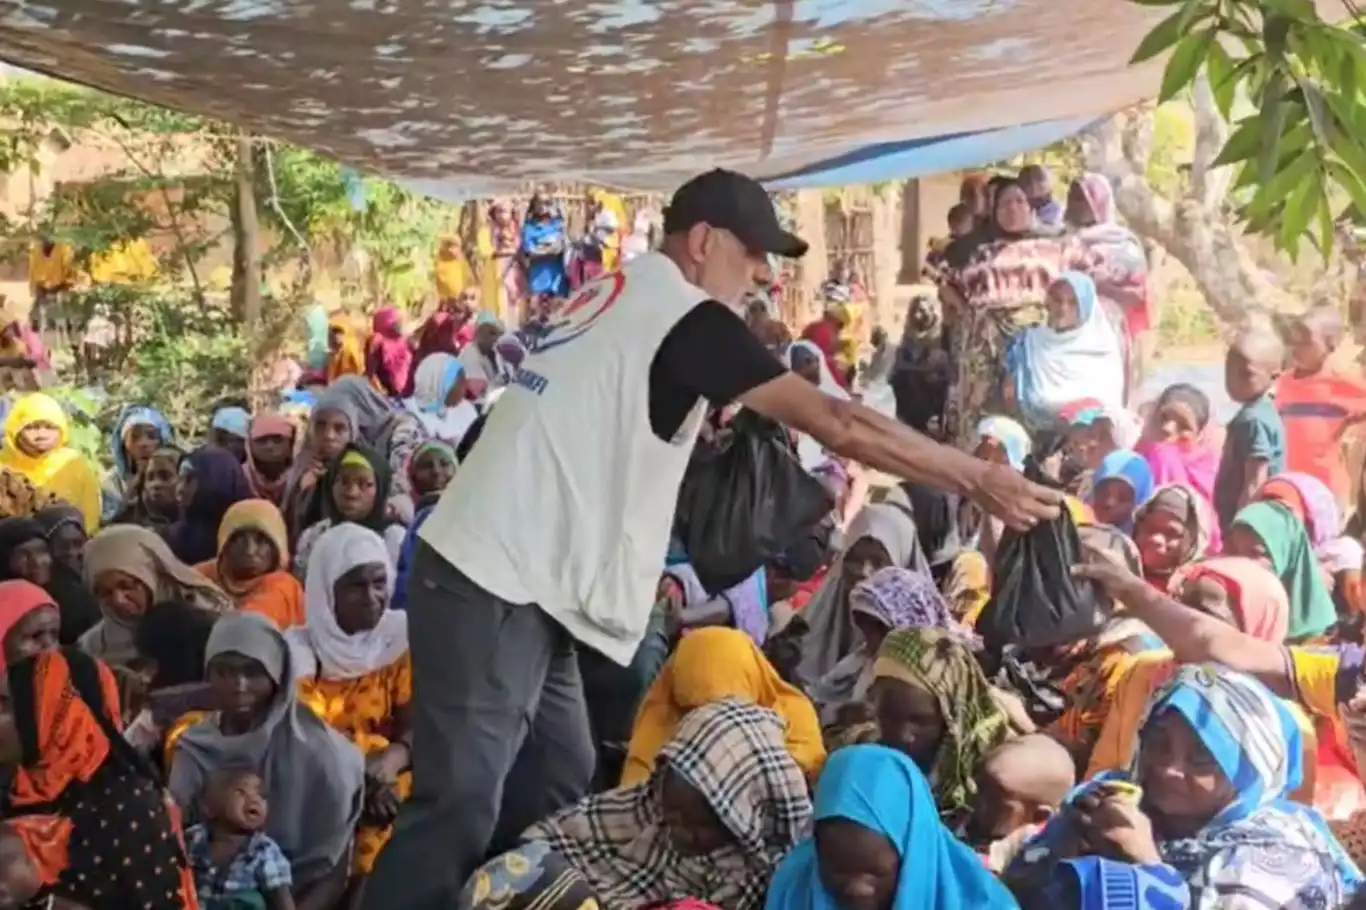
975;465;1111;652
674;410;834;593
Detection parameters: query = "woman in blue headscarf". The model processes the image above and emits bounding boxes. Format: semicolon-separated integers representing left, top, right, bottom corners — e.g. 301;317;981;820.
972;415;1031;471
1009;271;1128;432
1089;449;1154;532
765;744;1014;910
1007;665;1360;909
521;193;568;300
100;404;173;524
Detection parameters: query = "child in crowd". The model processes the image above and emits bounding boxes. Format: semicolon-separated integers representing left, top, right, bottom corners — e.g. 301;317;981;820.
1277;305;1366;504
964;733;1077;872
186;769;294;910
1215;328;1286;532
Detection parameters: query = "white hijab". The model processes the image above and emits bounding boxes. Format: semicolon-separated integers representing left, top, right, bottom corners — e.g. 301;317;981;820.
287;523;408;680
784;340;850;471
404;353;479;448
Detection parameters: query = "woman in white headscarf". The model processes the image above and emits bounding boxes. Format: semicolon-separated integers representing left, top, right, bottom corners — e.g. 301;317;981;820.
170;612;366;901
288;523;412;883
403;353;478;449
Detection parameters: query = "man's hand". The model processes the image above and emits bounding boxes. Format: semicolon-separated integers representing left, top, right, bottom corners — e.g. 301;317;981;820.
966;462;1065;532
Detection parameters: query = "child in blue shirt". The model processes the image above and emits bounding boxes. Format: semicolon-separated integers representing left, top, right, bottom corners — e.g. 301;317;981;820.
1214;328;1286;532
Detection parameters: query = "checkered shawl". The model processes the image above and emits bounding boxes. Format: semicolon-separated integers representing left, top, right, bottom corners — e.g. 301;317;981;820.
523;698;811;910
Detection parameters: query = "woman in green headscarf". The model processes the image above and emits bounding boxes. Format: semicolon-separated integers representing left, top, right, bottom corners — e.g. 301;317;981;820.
867;627;1010;823
1225;500;1336;641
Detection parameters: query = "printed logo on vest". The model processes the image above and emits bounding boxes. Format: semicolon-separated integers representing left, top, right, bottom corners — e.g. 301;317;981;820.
524;271;625;355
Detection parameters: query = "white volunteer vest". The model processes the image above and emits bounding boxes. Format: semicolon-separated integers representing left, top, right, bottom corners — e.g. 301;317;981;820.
420;253;709;665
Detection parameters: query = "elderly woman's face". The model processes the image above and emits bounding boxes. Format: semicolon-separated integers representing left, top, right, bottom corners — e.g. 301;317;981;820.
1046;280;1081;331
93;569;152;625
1065;181;1095;228
2;606;59;672
994;186;1033;234
222;528;278;582
333;562;389;635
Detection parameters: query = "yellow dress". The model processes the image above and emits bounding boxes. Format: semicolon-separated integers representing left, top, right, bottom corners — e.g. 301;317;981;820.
591;190;628;272
298;654;413;875
89;239;158;284
434;247;474;301
28;242;75;293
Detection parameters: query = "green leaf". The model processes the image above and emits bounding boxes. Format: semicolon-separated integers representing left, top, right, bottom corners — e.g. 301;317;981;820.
1247;149;1316;219
1211;118;1264;167
1259;0;1317;18
1160;31;1215;103
1328;160;1366;224
1297;79;1332;145
1278;170;1315;255
1257;73;1288;184
1131;9;1187;63
1205;41;1238;119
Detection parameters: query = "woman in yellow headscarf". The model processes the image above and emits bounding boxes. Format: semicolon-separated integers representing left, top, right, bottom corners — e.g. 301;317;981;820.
620;626;825;786
195;499;304;630
433;235;474;303
323;314;365;383
0;393;100;531
587;188;628;272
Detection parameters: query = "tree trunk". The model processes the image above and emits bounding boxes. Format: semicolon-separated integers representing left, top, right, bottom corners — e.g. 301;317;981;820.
230;136;263;330
1081;78;1290;330
869;185;901;329
793;190;827;325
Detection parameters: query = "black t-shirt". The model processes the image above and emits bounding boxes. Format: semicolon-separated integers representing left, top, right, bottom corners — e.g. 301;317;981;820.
647;300;786;441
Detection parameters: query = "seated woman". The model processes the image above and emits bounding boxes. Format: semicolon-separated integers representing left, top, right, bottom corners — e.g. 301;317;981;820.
1225;500;1336;641
282;393;359;540
1253;471;1362;618
1136;382;1220;522
163;444;253;566
870;627;1010;824
1007;665;1360;909
288;523;411;892
294;443;406;578
0;578;60;671
0;516;99;646
1131;484;1214;591
170;612;366;909
99;404;173;525
1088;449;1154;532
403;354;477;450
1;648;199;908
245;412;299;505
621;626;823;786
796;503;925;691
124;599;221;763
500;698;810;910
811;566;976;730
764;743;1014;910
1086;558;1319;801
110;444;183;530
392;441;459;611
79;525;234;666
197;499;305;630
0;393;101;533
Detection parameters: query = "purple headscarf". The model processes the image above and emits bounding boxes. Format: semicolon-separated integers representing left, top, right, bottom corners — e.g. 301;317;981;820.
849;566;979;647
1257;472;1340;550
162;445;253;565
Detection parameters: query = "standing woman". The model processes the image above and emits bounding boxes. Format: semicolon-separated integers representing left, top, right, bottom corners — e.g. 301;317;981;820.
937;179;1069;447
478;200;525;323
0;392;101;533
520;194;569;304
0;648;199;909
325;314;367;384
79;525;233;666
290;524;412;894
366;306;414;399
162;445;253;566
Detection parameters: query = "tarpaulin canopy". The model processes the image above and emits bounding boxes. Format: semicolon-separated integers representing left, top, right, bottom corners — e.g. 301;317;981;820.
0;0;1172;194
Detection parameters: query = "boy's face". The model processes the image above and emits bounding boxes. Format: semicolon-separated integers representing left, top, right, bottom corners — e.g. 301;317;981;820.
1289;320;1331;374
1224;344;1277;403
209;772;268;833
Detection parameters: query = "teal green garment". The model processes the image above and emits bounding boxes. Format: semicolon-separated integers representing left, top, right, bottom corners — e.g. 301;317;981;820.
303;305;329;371
1232;500;1336;639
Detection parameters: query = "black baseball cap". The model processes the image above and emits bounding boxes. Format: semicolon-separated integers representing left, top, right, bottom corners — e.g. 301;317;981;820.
663;169;808;258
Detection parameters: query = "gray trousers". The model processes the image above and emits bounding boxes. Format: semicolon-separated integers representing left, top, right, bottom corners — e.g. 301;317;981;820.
361;543;596;910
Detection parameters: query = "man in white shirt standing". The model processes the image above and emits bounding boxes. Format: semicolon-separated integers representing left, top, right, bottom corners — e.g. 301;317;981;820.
363;169;1062;910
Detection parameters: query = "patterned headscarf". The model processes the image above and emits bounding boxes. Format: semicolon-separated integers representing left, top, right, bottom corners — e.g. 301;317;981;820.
871;628;1009;818
524;698;811;910
0;466;57;520
972;416;1030;470
849;566;979;647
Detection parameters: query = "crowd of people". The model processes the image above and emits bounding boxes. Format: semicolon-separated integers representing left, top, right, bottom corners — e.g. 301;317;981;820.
0;164;1361;910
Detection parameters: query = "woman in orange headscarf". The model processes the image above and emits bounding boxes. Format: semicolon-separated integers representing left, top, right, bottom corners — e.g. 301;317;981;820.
2;648;198;908
196;499;304;630
324;315;365;384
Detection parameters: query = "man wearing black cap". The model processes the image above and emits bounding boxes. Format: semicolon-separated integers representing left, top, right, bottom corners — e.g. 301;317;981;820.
363;169;1062;910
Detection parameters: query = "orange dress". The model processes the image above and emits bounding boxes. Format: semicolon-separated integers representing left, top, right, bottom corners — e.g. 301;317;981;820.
298;653;412;874
196;561;305;630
